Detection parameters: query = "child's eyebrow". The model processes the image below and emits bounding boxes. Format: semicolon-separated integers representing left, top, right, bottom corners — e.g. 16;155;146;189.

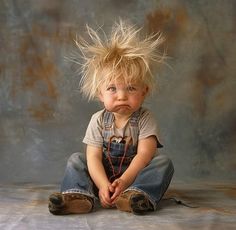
107;83;115;87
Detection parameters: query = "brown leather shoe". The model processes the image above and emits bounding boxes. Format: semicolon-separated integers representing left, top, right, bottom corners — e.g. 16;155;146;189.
48;192;93;215
115;190;153;215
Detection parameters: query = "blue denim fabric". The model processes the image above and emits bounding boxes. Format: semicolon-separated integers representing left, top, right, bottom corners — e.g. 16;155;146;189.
102;141;137;182
61;152;97;201
61;151;174;210
127;154;174;210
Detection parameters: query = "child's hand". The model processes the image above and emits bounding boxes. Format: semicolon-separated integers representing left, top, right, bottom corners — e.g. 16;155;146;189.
110;178;128;202
99;184;114;208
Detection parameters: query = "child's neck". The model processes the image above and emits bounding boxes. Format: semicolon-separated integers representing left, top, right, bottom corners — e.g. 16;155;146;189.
113;113;131;129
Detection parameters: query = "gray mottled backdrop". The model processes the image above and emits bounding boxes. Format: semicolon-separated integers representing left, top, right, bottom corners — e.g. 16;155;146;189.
0;0;235;184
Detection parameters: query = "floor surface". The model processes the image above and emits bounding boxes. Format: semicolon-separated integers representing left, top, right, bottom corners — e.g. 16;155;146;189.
0;181;235;230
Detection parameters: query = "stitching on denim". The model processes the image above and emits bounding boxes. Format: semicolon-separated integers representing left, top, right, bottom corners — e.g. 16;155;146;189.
62;189;96;199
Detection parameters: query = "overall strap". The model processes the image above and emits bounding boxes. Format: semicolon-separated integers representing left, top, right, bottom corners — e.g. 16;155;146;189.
129;108;141;146
103;110;114;141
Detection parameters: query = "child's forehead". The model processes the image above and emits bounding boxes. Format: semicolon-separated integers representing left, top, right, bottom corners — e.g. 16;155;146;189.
106;78;141;86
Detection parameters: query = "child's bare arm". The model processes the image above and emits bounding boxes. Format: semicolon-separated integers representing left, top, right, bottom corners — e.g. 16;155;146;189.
111;135;157;201
86;145;113;207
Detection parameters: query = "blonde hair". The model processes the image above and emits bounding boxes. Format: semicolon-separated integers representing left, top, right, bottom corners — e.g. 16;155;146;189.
75;20;165;101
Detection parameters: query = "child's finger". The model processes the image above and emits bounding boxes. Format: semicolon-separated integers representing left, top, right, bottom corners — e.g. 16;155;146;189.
111;178;121;188
104;192;112;203
101;195;111;207
109;184;115;193
111;187;121;201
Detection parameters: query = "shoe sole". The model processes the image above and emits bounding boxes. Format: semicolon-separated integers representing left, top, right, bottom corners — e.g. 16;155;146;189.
130;193;151;215
115;192;152;215
49;193;93;215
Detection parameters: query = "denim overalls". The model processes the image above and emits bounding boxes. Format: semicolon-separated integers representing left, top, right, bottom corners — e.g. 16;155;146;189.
102;109;141;182
61;109;174;210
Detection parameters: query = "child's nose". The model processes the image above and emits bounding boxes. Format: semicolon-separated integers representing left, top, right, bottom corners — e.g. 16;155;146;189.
117;89;127;100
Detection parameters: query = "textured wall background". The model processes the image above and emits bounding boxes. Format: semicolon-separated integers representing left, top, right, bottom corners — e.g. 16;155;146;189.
0;0;235;184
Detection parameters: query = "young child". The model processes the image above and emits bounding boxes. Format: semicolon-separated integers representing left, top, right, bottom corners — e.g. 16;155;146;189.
49;20;174;215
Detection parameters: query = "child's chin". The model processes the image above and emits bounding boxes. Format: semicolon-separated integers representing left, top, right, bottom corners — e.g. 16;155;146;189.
114;106;132;114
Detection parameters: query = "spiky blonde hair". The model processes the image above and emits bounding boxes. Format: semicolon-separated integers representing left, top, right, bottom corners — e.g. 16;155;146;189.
75;20;165;101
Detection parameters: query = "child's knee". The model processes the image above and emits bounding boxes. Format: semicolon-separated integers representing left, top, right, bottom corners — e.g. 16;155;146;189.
164;156;174;172
67;152;86;168
153;154;174;173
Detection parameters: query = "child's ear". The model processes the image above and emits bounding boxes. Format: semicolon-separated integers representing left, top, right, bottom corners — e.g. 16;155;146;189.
143;86;149;96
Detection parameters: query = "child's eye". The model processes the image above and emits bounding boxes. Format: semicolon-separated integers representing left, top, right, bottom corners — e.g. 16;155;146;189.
107;86;116;92
127;86;136;92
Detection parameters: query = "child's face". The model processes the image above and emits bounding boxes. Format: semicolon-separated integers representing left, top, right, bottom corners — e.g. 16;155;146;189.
99;80;148;116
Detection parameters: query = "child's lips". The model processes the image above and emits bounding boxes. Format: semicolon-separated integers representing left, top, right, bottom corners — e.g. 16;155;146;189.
116;105;130;109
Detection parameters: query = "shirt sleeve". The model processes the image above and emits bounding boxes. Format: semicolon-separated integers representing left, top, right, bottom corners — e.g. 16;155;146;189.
138;108;163;148
82;110;104;147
